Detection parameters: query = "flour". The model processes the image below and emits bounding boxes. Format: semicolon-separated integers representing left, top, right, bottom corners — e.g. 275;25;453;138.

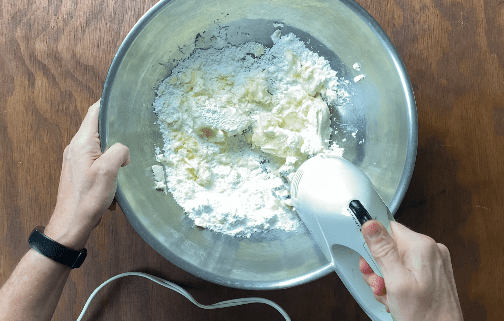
152;31;349;237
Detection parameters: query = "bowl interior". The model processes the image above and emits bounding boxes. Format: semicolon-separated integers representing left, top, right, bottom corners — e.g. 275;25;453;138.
100;0;416;289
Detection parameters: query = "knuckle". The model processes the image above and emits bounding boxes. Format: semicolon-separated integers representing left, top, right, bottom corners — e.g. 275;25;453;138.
116;143;130;157
418;235;438;252
370;240;397;260
95;163;109;176
437;242;449;254
114;142;126;149
437;242;452;261
63;144;73;162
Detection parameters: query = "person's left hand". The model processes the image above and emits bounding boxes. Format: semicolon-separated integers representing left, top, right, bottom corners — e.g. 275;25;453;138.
44;100;130;250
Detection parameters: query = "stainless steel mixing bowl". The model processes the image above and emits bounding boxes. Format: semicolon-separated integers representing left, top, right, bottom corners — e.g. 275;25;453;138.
99;0;417;290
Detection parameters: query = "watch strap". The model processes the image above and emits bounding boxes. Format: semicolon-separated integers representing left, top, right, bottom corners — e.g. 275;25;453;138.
28;226;87;269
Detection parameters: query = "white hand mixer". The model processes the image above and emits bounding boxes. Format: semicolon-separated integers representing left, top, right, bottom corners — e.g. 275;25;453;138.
290;153;397;321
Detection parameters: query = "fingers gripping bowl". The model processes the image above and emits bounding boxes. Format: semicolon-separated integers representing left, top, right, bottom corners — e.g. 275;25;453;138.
99;0;417;290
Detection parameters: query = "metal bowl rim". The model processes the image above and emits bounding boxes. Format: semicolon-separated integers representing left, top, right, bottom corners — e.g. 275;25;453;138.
99;0;418;290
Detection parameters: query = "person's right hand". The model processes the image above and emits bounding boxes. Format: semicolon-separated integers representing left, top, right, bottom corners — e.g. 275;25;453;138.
359;220;464;321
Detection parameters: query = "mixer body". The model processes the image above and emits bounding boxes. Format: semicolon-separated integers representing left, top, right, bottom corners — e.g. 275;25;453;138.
291;154;396;321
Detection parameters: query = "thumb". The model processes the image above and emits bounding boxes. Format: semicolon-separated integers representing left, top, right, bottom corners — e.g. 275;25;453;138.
362;220;407;281
98;143;131;170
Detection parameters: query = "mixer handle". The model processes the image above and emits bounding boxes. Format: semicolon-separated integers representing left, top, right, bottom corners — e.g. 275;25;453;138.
332;202;396;321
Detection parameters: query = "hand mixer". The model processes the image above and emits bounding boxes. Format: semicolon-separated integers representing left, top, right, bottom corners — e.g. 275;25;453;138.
290;153;396;321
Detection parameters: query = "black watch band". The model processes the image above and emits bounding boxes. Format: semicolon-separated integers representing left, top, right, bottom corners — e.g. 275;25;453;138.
28;226;87;269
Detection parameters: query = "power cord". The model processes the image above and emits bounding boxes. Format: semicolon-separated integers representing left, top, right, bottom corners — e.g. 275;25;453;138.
76;272;291;321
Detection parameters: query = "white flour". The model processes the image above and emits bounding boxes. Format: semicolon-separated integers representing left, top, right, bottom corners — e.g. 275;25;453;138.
152;31;349;237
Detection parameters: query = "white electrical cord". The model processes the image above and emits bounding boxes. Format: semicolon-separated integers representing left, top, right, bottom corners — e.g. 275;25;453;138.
76;272;291;321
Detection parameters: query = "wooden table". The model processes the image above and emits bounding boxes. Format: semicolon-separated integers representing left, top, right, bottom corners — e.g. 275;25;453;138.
1;0;503;320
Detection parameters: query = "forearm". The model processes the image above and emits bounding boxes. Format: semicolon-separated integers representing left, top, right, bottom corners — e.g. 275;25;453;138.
0;221;91;321
0;248;71;321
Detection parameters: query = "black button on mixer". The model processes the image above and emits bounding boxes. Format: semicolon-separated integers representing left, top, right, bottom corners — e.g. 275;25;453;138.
349;200;372;226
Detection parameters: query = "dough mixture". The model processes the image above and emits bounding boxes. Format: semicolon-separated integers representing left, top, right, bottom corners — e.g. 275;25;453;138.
152;30;349;237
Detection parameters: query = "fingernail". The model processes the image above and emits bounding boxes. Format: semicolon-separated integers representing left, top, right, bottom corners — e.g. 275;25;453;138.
365;221;381;241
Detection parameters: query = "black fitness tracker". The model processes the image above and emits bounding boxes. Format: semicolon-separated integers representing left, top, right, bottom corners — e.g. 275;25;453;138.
28;226;87;269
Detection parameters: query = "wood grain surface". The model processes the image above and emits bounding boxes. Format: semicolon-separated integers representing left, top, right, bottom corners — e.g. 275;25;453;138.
1;0;503;320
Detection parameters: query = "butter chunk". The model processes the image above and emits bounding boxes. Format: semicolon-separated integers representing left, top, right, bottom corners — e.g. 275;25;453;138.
151;165;165;182
251;88;331;159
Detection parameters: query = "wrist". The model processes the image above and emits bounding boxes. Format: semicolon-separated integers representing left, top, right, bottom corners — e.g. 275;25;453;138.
43;223;91;251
